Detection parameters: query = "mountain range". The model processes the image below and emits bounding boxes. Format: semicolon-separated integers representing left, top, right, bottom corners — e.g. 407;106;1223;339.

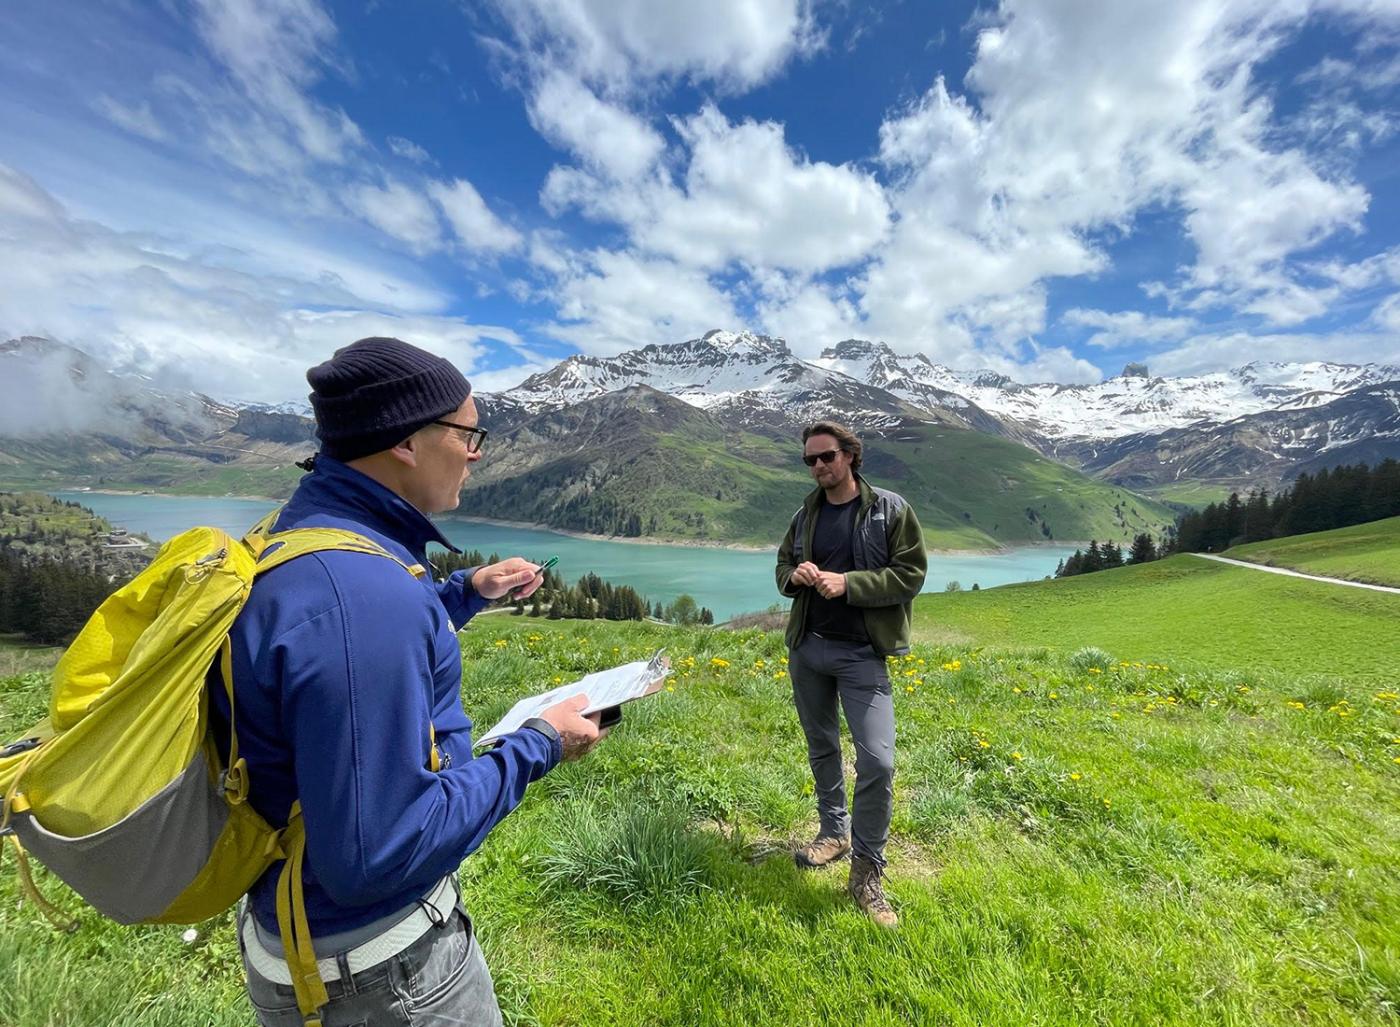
1;331;1396;548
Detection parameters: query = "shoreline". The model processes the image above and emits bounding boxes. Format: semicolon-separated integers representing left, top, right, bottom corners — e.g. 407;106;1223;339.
443;514;778;553
49;486;286;503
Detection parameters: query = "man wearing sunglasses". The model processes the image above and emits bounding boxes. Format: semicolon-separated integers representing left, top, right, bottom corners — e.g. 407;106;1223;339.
218;337;606;1025
775;420;927;927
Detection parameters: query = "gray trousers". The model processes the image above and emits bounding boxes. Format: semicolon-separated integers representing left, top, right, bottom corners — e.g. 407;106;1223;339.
238;899;503;1026
789;633;896;868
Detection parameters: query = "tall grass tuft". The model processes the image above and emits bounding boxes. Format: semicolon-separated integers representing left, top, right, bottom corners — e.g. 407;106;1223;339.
1068;646;1115;673
536;792;720;907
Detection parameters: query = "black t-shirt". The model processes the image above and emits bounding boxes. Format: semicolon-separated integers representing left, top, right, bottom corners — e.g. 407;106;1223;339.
804;495;869;643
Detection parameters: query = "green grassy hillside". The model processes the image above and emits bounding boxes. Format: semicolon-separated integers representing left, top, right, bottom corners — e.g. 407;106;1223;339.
912;554;1400;682
1225;516;1400;587
2;616;1396;1025
0;435;304;499
470;392;1177;550
862;424;1177;548
1140;481;1237;508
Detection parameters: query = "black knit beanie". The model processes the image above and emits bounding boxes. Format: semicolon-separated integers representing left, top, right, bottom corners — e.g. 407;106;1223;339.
306;337;472;461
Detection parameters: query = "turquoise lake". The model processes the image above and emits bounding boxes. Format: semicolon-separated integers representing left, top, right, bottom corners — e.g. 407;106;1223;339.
52;492;1077;621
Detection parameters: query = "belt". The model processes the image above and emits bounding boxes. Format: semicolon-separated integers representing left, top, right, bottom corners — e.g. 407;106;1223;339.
240;875;458;986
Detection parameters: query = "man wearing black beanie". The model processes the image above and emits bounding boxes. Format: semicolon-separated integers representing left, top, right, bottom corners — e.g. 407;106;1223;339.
215;337;605;1026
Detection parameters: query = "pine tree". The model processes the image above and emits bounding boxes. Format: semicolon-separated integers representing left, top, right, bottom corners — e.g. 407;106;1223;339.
1128;532;1157;564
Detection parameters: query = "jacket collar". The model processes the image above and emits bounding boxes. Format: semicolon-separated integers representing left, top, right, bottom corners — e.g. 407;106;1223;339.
284;455;460;558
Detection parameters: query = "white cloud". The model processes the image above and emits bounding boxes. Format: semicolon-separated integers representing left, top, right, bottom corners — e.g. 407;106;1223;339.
387;136;433;164
469;358;559;394
847;0;1400;373
483;0;822;94
188;0;362;166
1151;327;1400;377
93;95;166;141
542;105;890;275
428;178;524;254
1063;309;1198;349
647;107;889;272
528;71;665;180
346;180;443;255
1373;293;1400;333
543;247;740;355
0;163;519;403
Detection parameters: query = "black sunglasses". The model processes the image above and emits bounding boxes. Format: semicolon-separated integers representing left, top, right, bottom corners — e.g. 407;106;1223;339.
433;419;489;454
803;449;841;467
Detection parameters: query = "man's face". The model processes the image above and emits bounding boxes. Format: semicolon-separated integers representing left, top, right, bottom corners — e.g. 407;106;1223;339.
413;394;483;514
803;433;853;490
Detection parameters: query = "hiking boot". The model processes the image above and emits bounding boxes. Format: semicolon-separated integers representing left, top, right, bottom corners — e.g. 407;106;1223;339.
848;855;898;927
794;833;851;868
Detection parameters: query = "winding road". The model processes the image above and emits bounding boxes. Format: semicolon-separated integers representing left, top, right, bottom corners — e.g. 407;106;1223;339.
1188;553;1400;596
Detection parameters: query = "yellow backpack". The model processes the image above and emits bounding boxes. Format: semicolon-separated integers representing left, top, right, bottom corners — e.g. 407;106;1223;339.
0;513;429;1027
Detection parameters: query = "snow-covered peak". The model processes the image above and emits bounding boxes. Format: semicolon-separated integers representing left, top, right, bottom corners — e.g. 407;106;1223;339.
820;340;1399;441
497;330;1398;443
503;330;940;431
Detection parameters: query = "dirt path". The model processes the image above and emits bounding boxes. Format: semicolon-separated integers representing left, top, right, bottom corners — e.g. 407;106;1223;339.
1188;553;1400;595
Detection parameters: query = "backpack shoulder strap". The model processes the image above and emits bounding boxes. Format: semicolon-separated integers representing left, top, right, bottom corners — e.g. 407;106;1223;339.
244;515;428;581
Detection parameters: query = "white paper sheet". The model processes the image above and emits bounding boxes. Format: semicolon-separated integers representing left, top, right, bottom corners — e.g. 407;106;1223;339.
474;649;670;747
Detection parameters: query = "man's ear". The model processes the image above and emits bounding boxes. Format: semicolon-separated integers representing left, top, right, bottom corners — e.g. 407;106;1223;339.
387;433;420;468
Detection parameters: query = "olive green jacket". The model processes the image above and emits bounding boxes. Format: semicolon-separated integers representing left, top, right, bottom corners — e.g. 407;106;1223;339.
775;474;927;656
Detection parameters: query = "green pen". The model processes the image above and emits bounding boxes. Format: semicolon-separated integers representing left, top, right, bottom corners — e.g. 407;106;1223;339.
511;555;558;598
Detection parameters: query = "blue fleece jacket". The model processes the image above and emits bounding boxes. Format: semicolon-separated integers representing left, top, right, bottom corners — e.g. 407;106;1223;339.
209;456;562;936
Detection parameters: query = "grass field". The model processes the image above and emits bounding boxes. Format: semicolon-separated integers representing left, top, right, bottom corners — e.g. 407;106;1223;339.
913;553;1400;683
1140;481;1239;508
0;635;61;679
1225;517;1400;588
2;609;1398;1026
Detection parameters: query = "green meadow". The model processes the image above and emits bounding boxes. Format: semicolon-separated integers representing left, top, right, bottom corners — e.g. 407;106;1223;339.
2;586;1398;1025
1;524;1398;1024
913;553;1400;683
1225;516;1400;588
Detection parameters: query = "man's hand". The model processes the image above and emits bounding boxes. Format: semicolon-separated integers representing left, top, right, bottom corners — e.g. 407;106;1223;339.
813;571;847;599
538;694;606;761
789;561;821;587
472;557;545;600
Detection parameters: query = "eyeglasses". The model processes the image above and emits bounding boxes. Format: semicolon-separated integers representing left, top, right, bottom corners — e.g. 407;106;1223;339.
433;419;489;454
802;449;840;467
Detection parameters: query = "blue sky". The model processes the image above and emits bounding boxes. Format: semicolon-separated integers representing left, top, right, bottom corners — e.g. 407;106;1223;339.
1;0;1398;403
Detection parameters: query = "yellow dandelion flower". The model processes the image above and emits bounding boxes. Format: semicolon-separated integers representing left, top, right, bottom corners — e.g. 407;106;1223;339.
978;740;990;749
1011;752;1023;761
1012;686;1022;694
1049;692;1059;700
905;685;915;694
1069;772;1082;782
